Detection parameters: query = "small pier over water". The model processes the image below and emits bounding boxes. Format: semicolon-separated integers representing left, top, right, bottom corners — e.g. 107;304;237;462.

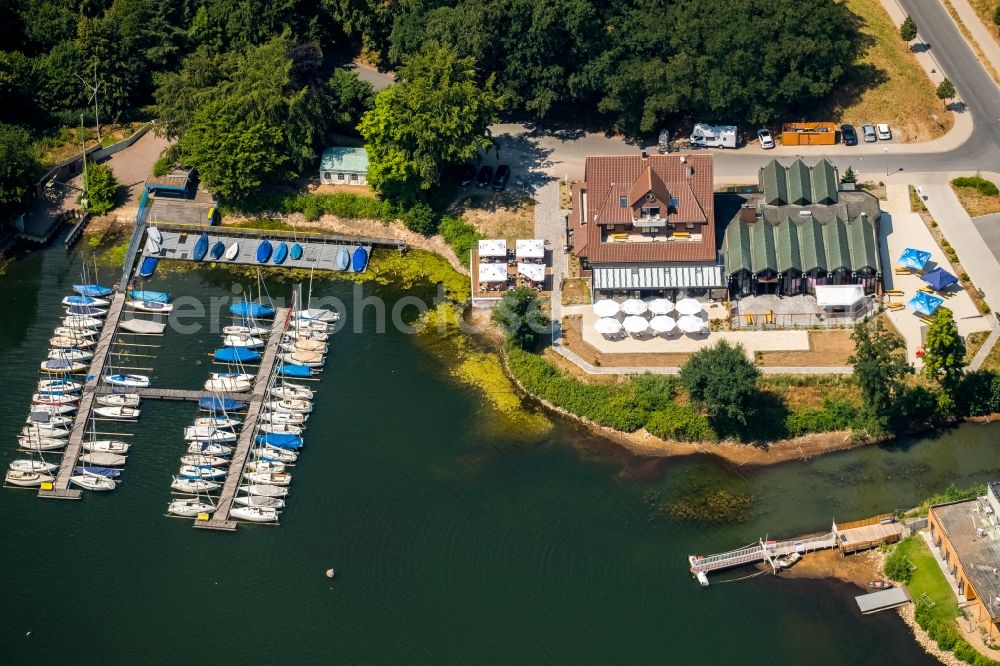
195;308;290;531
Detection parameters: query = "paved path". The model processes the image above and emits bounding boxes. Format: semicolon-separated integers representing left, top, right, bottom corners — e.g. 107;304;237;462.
533;180;567;324
948;0;1000;77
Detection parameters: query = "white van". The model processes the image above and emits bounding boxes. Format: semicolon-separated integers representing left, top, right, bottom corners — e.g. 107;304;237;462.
689;124;741;149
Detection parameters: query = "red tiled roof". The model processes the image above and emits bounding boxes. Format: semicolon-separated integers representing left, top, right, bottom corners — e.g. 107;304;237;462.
570;154;716;263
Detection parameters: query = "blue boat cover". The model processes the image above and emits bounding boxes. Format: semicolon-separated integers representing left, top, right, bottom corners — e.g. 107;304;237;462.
65;295;97;305
290;243;303;260
255;433;303;449
214;347;261;363
273;242;288;265
138;256;158;278
193;233;210;261
66;305;104;316
73;284;112;298
229;302;276;318
335;248;350;271
256;239;273;263
277;363;312;378
352;245;368;272
74;466;121;478
128;290;170;303
199;397;249;411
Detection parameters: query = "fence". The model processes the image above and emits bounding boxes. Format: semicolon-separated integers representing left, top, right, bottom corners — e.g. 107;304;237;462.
731;302;875;330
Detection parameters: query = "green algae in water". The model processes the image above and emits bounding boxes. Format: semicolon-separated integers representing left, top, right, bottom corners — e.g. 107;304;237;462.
664;490;755;524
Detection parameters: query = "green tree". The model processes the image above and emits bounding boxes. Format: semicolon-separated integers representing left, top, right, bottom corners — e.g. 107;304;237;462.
0;123;37;220
359;42;505;204
900;15;918;44
841;166;857;184
492;286;549;350
994;6;1000;27
922;307;965;391
936;78;956;104
82;161;120;215
679;340;760;434
849;317;913;433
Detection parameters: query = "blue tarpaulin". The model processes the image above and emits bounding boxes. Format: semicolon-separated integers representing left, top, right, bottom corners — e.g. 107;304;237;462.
898;248;931;271
214;347;261;363
907;291;944;316
920;267;959;291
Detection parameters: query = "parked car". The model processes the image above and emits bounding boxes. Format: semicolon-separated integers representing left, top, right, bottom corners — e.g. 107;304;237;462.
492;165;510;191
756;128;774;149
458;163;476;186
862;124;877;143
476;165;494;187
841;124;858;146
876;123;892;141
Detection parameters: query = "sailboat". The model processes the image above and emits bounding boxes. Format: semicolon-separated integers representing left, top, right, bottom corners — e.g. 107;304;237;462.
18;437;67;451
204;377;251;392
269;383;313;400
46;348;93;362
29;403;76;416
246;460;285;474
4;470;55;487
193;416;241;429
41;359;86;373
82;440;130;454
52;327;97;340
186;441;233;456
70;474;116;491
223;325;269;337
65;304;107;317
222;334;264;348
127;290;170;303
280;351;324;368
167;499;217;517
62;295;109;307
104;373;150;388
80;452;127;466
234;494;285;509
184;426;237;443
259;423;303;436
171;477;220;494
238;483;289;498
267;398;313;413
96;393;140;408
73;284;112;298
61;315;103;329
230;505;279;522
32;393;79;405
178;465;226;479
260;410;306;425
179;454;229;467
252;446;298;463
128;300;174;314
93;405;141;420
9;459;58;473
50;336;96;349
21;424;69;439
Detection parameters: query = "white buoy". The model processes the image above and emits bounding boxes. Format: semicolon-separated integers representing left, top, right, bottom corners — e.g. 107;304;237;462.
325;568;335;579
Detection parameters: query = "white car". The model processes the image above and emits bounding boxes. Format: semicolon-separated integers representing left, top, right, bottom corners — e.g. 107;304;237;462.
876;123;892;141
757;128;774;149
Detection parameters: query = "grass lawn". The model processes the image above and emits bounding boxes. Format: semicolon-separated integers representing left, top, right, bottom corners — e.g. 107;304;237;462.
965;330;990;364
893;535;960;624
828;0;952;142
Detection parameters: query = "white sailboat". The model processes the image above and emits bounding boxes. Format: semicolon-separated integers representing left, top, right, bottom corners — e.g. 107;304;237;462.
222;334;264;348
266;399;312;413
280;351;325;368
283;329;328;342
193;416;241;429
61;315;103;329
259;423;303;435
96;393;141;408
183;426;237;442
50;336;96;349
167;499;216;517
127;300;174;314
246;460;286;474
4;470;55;487
223;325;269;337
26;414;73;427
38;378;84;392
29;403;76;416
186;441;233;456
252;446;298;463
204;377;251;392
47;348;93;362
9;459;58;473
80;452;127;466
179;454;228;467
234;494;285;509
41;359;86;373
70;474;115;491
18;437;66;451
93;405;141;420
230;505;279;522
260;411;306;425
239;483;289;498
243;471;291;486
269;383;313;400
178;465;226;479
52;327;97;340
21;424;68;439
171;477;221;493
32;393;79;405
104;373;150;388
82;439;130;454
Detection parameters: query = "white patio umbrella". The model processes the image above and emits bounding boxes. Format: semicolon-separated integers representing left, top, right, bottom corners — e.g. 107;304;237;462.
595;317;623;335
676;297;703;316
622;315;650;335
649;315;676;333
647;298;675;315
622;298;648;316
677;314;707;334
592;299;621;318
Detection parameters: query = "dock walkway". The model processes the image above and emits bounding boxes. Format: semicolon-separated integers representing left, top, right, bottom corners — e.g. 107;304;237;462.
94;386;238;403
195;308;290;531
39;290;129;500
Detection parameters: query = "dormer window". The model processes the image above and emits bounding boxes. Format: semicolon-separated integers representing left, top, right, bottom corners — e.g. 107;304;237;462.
619;195;627;208
646;192;656;202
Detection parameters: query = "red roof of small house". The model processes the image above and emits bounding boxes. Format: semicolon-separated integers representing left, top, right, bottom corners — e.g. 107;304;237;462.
569;154;716;263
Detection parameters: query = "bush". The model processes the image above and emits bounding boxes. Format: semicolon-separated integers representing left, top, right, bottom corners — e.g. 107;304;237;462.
952;175;1000;197
438;215;481;265
883;545;913;583
83;162;120;216
645;404;715;442
783;398;860;436
401;202;438;234
152;155;172;177
956;370;1000;416
283;192;394;221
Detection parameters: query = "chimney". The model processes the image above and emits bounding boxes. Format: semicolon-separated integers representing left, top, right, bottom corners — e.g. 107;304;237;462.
641;151;648;162
739;205;756;223
679;155;687;164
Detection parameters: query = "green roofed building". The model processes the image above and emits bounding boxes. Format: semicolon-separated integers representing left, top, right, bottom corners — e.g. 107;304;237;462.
719;159;882;297
319;147;368;186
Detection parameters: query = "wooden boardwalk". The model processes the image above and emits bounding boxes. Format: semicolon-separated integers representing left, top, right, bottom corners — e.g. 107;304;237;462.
94;386;245;403
195;308;291;531
39;291;129;500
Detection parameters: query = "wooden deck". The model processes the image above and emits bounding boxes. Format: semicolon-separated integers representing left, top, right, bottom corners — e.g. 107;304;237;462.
94;386;245;403
194;308;291;531
38;290;129;500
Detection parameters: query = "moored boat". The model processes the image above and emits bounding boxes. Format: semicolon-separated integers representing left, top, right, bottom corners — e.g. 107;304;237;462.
29;403;76;416
229;302;275;318
49;336;95;349
178;465;226;479
52;327;96;340
193;416;241;429
281;351;324;368
260;410;306;425
231;505;279;522
276;363;312;378
4;470;54;487
184;426;237;442
9;459;58;473
38;378;84;392
96;393;141;408
119;318;166;335
186;441;233;456
179;454;229;467
40;359;86;373
222;334;264;348
80;452;127;466
105;374;150;388
47;348;93;362
62;295;109;307
269;383;313;400
223;325;269;337
252;446;298;463
128;300;174;314
214;347;260;363
82;439;130;454
70;474;116;491
199;397;248;412
298;308;339;323
204;378;251;392
259;423;303;435
269;398;313;413
18;437;67;451
73;284;112;298
61;315;103;329
93;405;141;420
32;393;79;405
167;499;216;517
239;483;289;498
171;477;220;493
127;290;170;303
246;460;285;474
234;494;285;509
65;305;107;317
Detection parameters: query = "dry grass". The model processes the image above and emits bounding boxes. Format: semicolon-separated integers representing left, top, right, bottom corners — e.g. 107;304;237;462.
950;184;1000;217
450;190;534;244
35;122;145;167
977;333;1000;372
965;330;990;364
828;0;953;142
758;375;861;411
757;330;856;367
559;180;577;209
970;0;1000;48
561;278;591;306
860;180;887;200
309;183;376;198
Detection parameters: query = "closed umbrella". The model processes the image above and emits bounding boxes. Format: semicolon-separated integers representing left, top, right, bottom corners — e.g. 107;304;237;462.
647;298;675;315
677;314;707;334
649;315;676;333
622;315;650;335
622;298;648;316
676;298;702;316
594;317;623;335
592;299;620;318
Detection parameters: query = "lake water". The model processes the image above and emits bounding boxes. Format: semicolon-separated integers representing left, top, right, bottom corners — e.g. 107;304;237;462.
2;238;994;664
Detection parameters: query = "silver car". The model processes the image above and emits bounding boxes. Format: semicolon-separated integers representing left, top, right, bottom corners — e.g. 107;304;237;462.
862;124;877;143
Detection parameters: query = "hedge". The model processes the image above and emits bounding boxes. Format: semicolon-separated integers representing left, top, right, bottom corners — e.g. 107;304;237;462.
952;176;1000;197
438;215;481;266
915;604;999;666
284;192;394;222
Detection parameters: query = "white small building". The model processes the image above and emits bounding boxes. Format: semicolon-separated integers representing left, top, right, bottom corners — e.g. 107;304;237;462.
320;147;368;185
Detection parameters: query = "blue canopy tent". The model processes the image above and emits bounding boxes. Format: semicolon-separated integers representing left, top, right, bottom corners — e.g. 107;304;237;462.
898;248;931;271
907;291;944;316
920;267;959;291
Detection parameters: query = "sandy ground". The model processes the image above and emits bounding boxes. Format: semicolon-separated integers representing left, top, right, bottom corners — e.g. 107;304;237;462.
450;189;535;243
758;330;856;366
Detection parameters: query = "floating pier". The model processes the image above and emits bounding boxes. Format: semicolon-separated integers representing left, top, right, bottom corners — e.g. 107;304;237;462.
194;308;291;531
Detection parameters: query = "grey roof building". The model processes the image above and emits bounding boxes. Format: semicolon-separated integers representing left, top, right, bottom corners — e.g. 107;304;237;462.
319;147;368;185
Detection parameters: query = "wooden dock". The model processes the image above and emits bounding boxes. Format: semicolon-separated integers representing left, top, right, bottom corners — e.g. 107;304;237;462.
195;308;291;531
39;290;129;500
93;386;246;403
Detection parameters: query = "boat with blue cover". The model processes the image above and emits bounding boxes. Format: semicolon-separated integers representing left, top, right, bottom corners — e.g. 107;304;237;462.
335;248;350;271
229;302;276;318
255;433;303;450
62;295;108;307
290;243;303;260
199;397;248;412
193;233;210;261
74;465;121;478
66;305;107;317
256;239;273;263
73;284;112;298
214;347;261;363
352;245;368;272
138;256;158;278
128;290;170;303
277;363;312;378
210;240;226;260
273;242;288;264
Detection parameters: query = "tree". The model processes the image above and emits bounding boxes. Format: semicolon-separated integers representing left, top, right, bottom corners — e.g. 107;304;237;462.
359;42;506;204
82;161;120;215
922;307;966;391
841;166;857;184
936;78;956;104
848;317;913;433
679;340;759;434
994;5;1000;28
492;286;549;350
900;15;918;44
0;123;37;220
